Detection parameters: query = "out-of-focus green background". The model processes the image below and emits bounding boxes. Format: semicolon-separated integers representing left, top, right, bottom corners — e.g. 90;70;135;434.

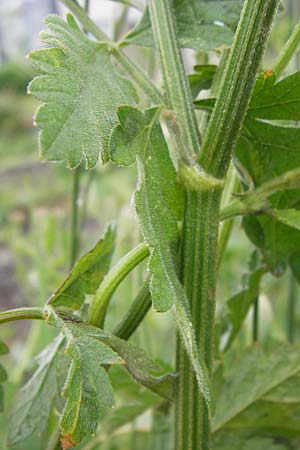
0;1;300;449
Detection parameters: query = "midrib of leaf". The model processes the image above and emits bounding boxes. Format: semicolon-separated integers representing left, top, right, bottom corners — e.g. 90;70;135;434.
212;363;300;432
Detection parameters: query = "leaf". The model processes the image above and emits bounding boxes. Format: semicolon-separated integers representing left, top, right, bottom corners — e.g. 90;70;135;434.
272;209;300;231
124;0;243;52
28;14;138;168
48;224;116;310
236;119;300;275
8;335;65;446
0;340;8;412
45;308;174;447
110;105;214;415
188;64;217;99
221;267;266;351
213;432;289;450
212;345;300;438
248;70;300;121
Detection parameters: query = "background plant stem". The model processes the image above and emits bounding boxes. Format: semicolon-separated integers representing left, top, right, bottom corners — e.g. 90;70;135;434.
70;166;81;267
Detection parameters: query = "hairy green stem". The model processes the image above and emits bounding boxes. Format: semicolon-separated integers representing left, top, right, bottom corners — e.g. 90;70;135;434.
148;0;201;164
89;242;149;327
113;278;151;340
199;0;280;178
0;307;44;325
273;18;300;76
60;0;162;104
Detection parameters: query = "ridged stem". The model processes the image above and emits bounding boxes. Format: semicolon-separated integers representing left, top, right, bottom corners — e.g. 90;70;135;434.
148;0;201;164
89;242;149;327
198;0;280;178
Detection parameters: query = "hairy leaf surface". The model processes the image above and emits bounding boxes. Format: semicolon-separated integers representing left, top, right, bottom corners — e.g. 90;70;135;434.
8;336;65;446
28;14;138;168
45;308;174;447
48;224;116;310
124;0;243;52
110;105;214;415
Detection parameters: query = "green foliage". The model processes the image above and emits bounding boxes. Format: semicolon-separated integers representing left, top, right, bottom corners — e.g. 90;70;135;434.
0;340;8;413
28;14;138;168
188;64;217;99
235;71;300;276
124;0;243;52
48;224;116;310
110;105;214;414
8;336;65;446
213;346;300;437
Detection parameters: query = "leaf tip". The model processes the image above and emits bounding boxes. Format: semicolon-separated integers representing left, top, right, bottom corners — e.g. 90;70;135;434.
61;435;75;450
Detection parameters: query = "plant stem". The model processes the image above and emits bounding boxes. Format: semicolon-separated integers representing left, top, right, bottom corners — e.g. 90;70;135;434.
252;296;259;342
0;307;44;325
70;167;81;267
89;242;149;327
149;1;279;449
60;0;162;105
113;278;151;340
273;18;300;76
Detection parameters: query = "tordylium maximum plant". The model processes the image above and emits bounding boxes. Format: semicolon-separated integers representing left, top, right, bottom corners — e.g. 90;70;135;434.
3;0;300;449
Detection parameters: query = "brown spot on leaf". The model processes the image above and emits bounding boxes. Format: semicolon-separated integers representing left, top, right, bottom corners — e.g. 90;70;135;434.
61;435;75;449
263;69;274;78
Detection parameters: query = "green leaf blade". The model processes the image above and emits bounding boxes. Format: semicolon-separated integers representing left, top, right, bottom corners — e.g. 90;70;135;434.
28;14;138;168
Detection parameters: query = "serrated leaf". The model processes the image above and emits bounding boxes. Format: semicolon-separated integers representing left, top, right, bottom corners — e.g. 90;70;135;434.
213;346;300;437
45;308;173;447
248;70;300;121
48;224;116;310
28;14;138;168
124;0;243;52
8;335;65;446
110;105;214;415
221;267;265;351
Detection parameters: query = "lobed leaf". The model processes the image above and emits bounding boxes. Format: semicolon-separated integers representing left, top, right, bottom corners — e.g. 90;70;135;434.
110;105;214;415
28;14;138;168
45;308;174;447
48;224;116;310
124;0;243;52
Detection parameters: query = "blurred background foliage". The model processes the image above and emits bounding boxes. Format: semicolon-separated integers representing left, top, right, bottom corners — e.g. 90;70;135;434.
1;0;300;449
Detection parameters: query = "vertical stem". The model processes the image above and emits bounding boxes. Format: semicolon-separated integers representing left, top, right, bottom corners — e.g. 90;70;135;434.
70;167;81;267
252;297;259;343
273;18;300;76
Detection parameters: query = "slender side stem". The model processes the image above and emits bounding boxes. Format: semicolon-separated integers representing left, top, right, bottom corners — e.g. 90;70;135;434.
89;242;149;327
252;297;259;343
70;167;81;267
273;19;300;76
60;0;162;105
113;278;151;340
0;307;44;325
